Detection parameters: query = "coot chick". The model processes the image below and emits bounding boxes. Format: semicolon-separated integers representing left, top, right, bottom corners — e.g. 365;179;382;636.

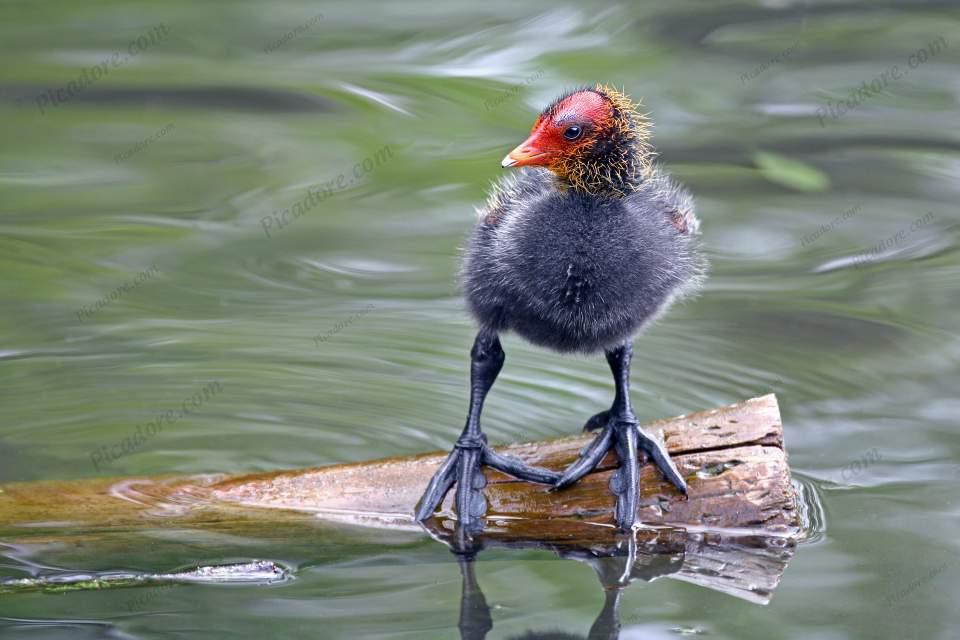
415;85;705;532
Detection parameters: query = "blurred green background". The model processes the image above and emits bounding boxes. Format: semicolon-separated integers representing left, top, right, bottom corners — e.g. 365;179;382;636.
1;1;959;638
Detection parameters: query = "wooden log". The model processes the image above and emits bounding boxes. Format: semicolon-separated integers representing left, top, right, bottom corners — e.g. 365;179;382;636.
212;393;797;533
0;394;796;535
0;394;798;603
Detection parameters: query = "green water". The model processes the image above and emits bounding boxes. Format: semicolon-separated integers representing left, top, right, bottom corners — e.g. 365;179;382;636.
1;1;959;638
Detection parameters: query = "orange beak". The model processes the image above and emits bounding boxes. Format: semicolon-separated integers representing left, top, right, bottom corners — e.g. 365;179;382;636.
501;133;551;168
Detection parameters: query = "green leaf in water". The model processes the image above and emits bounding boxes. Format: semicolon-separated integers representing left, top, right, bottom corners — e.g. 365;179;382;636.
753;151;830;192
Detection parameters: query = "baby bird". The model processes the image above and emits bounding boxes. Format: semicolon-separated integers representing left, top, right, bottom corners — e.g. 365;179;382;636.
415;85;705;532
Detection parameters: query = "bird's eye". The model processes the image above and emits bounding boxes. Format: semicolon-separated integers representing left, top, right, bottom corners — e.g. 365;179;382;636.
563;125;583;140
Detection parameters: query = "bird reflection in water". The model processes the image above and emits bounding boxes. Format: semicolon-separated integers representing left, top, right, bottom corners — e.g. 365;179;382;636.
455;535;666;639
425;520;794;639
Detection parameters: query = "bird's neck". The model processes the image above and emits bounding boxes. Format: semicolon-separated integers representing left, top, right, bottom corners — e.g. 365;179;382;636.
555;96;654;198
559;134;651;198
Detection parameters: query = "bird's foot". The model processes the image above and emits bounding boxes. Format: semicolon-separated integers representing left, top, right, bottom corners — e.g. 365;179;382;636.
556;415;687;530
415;434;561;533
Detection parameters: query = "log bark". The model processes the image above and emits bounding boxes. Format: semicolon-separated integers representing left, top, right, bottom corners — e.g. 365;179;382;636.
211;393;797;533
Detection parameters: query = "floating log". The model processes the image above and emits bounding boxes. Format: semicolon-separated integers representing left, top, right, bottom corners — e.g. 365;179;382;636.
0;394;799;603
211;393;797;533
1;394;795;535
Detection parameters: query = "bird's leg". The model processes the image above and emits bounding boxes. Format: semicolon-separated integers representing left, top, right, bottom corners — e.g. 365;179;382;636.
587;588;624;640
556;342;687;530
456;554;493;640
415;332;560;532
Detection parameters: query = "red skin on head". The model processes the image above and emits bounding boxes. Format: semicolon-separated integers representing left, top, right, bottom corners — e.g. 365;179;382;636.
504;90;613;167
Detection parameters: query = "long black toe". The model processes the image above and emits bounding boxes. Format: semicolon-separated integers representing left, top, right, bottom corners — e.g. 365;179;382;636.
636;425;687;495
415;442;560;531
555;414;687;531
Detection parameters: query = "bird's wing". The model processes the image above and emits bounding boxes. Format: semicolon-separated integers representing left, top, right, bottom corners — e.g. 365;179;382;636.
636;164;699;235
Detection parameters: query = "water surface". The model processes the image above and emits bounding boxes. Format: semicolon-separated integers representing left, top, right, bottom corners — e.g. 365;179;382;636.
1;1;959;638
